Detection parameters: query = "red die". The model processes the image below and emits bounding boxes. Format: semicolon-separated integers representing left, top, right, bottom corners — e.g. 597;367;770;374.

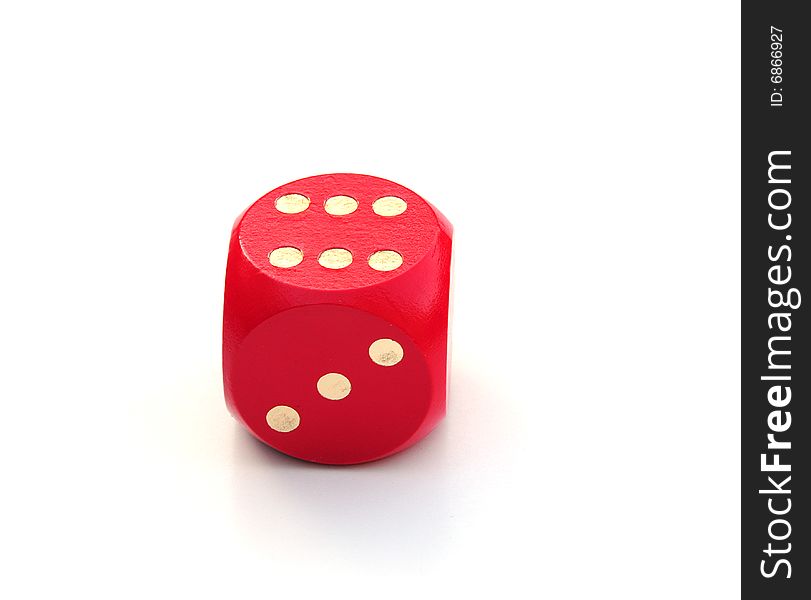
222;174;453;464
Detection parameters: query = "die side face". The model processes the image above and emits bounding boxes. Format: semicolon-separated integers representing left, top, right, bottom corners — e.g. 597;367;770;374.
223;173;452;464
233;305;432;464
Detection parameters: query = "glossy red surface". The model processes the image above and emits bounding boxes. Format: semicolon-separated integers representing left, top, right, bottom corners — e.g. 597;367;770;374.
223;174;453;464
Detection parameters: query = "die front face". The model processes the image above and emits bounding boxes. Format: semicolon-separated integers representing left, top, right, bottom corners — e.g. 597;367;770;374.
223;174;452;465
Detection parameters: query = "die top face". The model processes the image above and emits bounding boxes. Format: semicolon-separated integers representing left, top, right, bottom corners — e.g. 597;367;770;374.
237;173;443;290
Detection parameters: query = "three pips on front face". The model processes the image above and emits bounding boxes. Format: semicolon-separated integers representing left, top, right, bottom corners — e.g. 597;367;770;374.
265;338;404;433
268;193;407;272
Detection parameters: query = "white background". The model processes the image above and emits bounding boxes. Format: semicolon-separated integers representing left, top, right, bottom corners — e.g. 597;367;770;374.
0;1;740;598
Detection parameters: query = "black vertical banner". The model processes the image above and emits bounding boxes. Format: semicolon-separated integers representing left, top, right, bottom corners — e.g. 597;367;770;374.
742;2;809;598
